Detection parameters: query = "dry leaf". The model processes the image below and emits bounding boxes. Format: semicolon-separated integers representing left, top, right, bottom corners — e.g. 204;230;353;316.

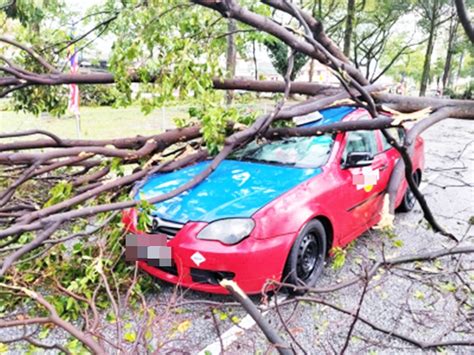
382;106;432;125
374;195;394;230
176;320;191;333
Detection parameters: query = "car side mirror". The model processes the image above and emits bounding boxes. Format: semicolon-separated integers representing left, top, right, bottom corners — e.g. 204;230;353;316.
343;152;373;168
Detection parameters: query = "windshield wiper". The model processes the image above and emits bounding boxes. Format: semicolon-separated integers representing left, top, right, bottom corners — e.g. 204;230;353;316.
243;157;296;166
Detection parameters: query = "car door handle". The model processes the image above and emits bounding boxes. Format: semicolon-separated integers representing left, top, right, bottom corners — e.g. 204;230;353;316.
373;163;388;171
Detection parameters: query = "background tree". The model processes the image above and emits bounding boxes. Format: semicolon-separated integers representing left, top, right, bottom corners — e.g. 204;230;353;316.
441;7;460;93
416;0;451;96
342;0;356;56
264;37;309;80
225;18;237;104
351;0;420;82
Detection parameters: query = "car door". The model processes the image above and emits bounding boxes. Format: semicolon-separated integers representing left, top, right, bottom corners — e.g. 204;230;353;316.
335;128;385;244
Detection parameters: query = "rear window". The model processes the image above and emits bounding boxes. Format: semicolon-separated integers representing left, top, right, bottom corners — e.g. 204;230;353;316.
381;127;405;150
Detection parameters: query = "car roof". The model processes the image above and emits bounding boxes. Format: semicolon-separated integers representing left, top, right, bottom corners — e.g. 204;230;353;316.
300;105;357;128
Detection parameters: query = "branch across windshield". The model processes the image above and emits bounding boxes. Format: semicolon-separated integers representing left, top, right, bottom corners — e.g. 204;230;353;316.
231;135;335;168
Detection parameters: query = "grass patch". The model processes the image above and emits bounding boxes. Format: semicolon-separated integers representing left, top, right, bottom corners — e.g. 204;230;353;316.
0;104;189;139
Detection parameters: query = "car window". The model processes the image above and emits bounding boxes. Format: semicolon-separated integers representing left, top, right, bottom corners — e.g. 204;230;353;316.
342;131;378;163
381;127;405;151
231;135;334;168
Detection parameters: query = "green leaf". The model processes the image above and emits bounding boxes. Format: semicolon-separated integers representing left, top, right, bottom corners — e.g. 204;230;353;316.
44;180;73;207
124;331;137;343
0;343;8;353
414;290;425;300
439;282;457;293
392;239;404;248
176;320;191;333
331;247;346;270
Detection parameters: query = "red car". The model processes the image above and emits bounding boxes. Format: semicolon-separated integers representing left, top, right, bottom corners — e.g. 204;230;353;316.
123;106;424;294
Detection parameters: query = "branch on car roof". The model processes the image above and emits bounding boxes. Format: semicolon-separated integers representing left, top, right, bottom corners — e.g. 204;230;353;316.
0;46;296;275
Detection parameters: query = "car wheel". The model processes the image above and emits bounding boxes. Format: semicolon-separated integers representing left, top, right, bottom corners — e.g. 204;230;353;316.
283;220;327;294
397;171;420;212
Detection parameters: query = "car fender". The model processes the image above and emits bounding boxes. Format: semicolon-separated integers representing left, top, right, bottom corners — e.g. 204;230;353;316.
252;175;338;243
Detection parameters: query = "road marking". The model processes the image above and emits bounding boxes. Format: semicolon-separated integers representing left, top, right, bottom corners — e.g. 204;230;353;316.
198;295;287;355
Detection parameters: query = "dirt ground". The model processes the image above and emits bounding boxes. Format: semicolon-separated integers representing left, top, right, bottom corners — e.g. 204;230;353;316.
1;118;472;354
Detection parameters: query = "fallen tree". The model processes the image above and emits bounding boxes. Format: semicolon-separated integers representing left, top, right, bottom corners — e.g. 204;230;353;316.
0;0;473;353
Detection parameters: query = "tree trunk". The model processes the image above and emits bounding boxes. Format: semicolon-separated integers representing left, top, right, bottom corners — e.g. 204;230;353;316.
343;0;355;57
456;49;465;85
442;19;458;94
419;0;439;97
225;19;237;105
252;39;258;80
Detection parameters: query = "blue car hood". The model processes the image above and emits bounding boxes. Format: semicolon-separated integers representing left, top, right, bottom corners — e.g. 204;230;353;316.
136;160;320;223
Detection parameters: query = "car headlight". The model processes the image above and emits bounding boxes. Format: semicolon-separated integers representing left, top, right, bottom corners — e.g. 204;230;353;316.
197;218;255;245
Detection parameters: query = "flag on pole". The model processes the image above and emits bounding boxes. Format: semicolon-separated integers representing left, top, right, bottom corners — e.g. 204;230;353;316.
67;46;80;114
67;45;81;138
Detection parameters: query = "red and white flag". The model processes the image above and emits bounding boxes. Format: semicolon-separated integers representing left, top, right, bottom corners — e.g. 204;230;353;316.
68;48;80;114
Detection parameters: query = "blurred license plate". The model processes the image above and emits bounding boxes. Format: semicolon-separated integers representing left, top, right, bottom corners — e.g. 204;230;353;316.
125;234;172;267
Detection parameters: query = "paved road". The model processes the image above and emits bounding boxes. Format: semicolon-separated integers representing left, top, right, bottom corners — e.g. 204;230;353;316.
152;118;473;354
2;118;472;354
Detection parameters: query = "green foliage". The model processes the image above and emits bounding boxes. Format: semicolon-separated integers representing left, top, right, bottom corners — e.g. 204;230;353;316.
11;84;68;117
3;0;65;27
136;199;156;232
387;46;426;84
190;105;232;154
0;211;160;322
123;331;137;343
44;180;73;208
188;99;258;154
66;338;90;354
439;282;457;293
331;246;346;270
110;158;125;177
263;37;309;80
79;84;119;106
2;2;70;116
105;0;225;111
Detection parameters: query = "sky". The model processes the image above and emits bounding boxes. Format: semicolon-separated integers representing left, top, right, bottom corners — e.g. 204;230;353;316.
65;0;103;14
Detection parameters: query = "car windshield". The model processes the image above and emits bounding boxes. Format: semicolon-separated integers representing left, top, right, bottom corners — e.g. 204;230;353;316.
231;134;334;168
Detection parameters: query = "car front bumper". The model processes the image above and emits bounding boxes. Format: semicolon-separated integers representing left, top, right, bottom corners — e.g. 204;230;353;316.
123;210;295;294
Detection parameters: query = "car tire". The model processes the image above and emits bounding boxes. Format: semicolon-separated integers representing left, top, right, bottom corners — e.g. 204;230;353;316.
283;220;327;294
397;171;420;212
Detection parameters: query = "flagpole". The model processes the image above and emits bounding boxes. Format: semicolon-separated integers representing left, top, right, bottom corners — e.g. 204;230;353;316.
75;112;81;139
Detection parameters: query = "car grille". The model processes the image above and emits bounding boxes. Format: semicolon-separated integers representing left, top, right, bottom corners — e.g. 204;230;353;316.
149;216;183;239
